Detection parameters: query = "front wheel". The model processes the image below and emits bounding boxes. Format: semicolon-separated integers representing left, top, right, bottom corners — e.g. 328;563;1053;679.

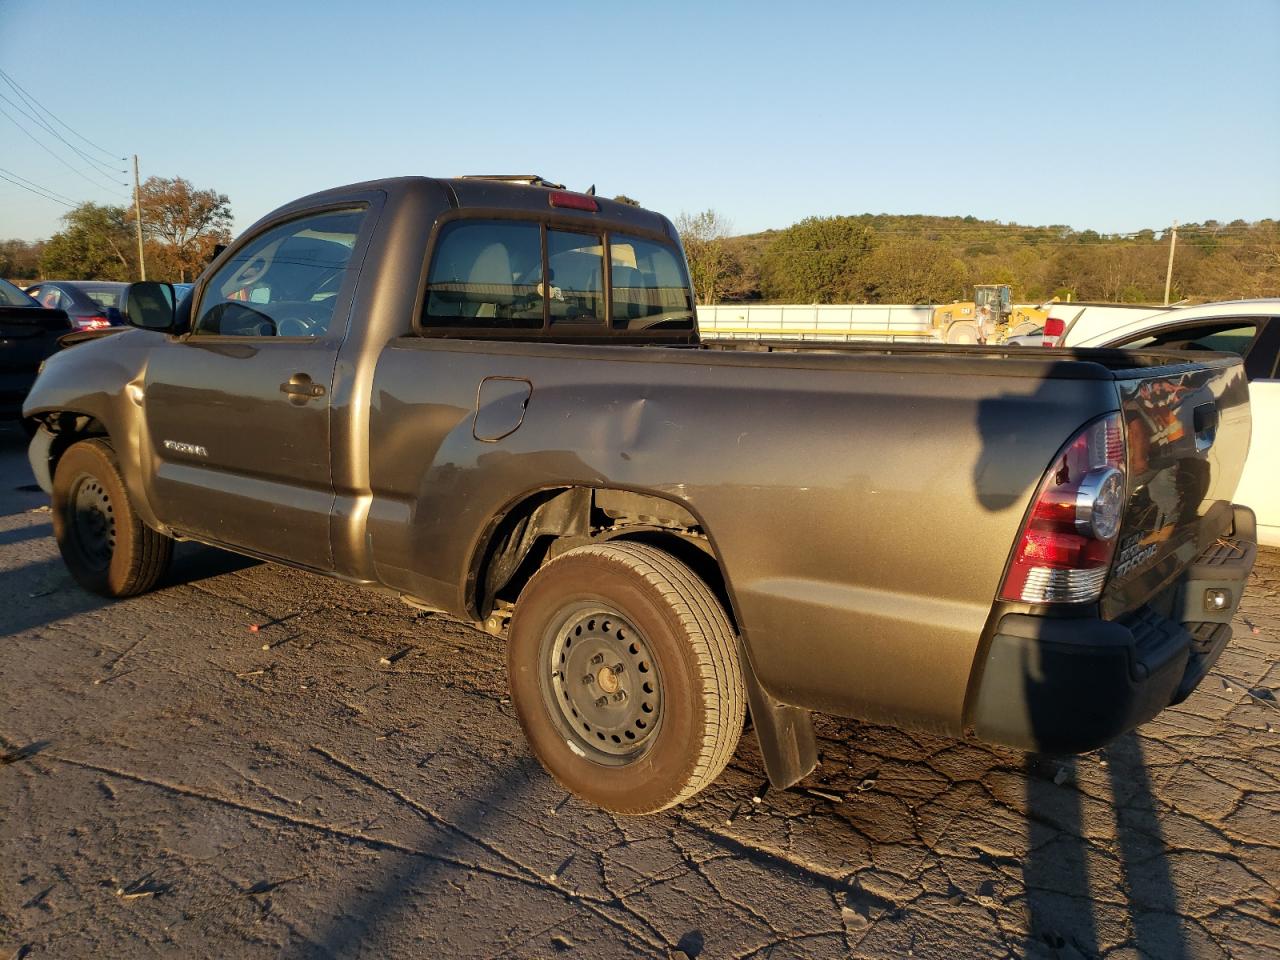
51;438;173;597
945;320;981;344
507;542;745;814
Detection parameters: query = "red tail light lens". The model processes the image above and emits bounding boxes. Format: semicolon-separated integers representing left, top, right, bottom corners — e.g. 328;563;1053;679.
74;315;112;331
1042;316;1066;347
548;191;599;212
1000;413;1126;603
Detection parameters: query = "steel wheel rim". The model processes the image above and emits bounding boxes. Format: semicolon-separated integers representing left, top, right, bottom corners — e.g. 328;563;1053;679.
539;602;663;764
69;473;116;571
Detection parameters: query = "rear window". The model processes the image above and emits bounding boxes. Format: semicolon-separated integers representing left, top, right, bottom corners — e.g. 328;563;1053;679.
609;234;694;330
547;230;605;325
424;220;543;329
81;287;124;310
0;278;37;307
421;218;693;336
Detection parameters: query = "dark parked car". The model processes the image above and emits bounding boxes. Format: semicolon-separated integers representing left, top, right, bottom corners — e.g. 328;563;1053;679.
0;278;71;420
25;280;130;332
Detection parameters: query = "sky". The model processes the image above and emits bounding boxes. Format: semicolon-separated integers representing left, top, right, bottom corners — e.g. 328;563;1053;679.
1;0;1277;242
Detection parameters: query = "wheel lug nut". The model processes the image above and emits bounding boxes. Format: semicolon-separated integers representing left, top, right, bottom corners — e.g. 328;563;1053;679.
612;663;624;674
595;696;608;708
612;691;626;702
582;675;594;685
590;653;605;665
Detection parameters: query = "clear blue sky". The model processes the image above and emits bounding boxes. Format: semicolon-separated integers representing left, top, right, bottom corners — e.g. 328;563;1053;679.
1;0;1277;241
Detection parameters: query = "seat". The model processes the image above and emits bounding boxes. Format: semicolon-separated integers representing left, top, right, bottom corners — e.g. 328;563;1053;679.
468;243;513;319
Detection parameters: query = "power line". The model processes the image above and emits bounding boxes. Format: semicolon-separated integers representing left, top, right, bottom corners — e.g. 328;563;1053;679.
0;89;126;179
0;169;75;208
0;67;123;162
0;165;78;204
0;104;130;197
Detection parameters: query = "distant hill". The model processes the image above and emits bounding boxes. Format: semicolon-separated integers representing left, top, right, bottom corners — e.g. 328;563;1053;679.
705;214;1279;305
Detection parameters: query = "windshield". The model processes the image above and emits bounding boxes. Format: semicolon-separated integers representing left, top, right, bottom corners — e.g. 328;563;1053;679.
0;278;38;307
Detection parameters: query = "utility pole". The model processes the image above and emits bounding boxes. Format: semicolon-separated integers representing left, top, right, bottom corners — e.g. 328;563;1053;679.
1162;220;1178;306
133;155;146;280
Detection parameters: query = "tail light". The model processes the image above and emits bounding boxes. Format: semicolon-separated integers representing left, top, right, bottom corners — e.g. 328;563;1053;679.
1042;316;1066;347
548;190;599;212
73;315;112;331
999;413;1126;604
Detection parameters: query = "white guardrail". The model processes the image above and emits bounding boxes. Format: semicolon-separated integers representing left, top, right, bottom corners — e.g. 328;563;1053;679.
696;304;939;342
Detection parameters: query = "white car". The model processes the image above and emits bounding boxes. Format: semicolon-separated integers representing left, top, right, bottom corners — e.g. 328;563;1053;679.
1041;302;1170;347
1074;299;1280;547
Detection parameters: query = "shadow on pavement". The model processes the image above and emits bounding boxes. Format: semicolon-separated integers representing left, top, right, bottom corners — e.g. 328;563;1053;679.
1106;735;1190;960
295;755;544;959
0;522;51;546
1023;735;1189;959
164;541;262;587
0;546;262;641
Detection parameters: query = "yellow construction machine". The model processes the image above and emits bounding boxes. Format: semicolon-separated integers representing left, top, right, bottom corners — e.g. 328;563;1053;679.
932;285;1054;344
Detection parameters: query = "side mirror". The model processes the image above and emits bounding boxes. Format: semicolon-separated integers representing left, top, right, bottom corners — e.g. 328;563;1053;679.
125;281;177;331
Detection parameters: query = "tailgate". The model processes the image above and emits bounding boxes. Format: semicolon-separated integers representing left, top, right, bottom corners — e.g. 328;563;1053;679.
1101;354;1251;619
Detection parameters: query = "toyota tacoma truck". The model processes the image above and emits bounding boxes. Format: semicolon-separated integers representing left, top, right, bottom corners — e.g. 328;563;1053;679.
22;176;1257;814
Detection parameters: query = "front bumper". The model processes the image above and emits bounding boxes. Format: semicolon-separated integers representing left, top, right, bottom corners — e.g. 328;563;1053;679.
971;507;1256;754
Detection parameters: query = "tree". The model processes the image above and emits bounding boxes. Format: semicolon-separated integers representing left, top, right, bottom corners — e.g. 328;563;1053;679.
856;239;966;304
0;238;45;280
40;203;136;280
758;216;874;302
675;209;733;305
135;176;233;281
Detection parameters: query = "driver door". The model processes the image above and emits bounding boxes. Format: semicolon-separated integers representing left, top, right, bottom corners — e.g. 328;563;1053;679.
142;205;371;568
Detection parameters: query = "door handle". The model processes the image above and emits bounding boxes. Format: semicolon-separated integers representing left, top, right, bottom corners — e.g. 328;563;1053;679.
280;373;325;403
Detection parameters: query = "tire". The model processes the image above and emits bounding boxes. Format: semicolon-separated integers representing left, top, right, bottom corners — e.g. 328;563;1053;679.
51;438;173;597
507;541;745;814
945;320;981;344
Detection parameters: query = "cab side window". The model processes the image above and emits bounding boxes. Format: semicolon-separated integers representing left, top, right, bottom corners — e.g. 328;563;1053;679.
193;208;365;338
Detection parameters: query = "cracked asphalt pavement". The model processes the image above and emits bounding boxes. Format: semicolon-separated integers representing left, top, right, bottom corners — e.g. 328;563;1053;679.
2;422;1278;959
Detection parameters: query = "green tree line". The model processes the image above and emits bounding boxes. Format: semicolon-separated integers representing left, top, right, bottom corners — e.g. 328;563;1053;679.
682;211;1280;305
1;175;232;283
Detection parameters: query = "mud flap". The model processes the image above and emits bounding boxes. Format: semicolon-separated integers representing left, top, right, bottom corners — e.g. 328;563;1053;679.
742;650;818;789
27;424;54;495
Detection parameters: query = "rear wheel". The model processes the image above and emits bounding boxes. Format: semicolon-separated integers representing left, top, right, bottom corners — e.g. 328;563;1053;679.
52;439;172;597
507;541;745;814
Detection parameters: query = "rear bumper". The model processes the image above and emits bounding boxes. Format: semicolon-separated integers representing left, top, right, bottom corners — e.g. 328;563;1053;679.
971;507;1256;754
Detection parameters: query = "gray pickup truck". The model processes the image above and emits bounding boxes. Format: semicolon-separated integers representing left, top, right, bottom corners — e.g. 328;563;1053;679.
23;176;1258;814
